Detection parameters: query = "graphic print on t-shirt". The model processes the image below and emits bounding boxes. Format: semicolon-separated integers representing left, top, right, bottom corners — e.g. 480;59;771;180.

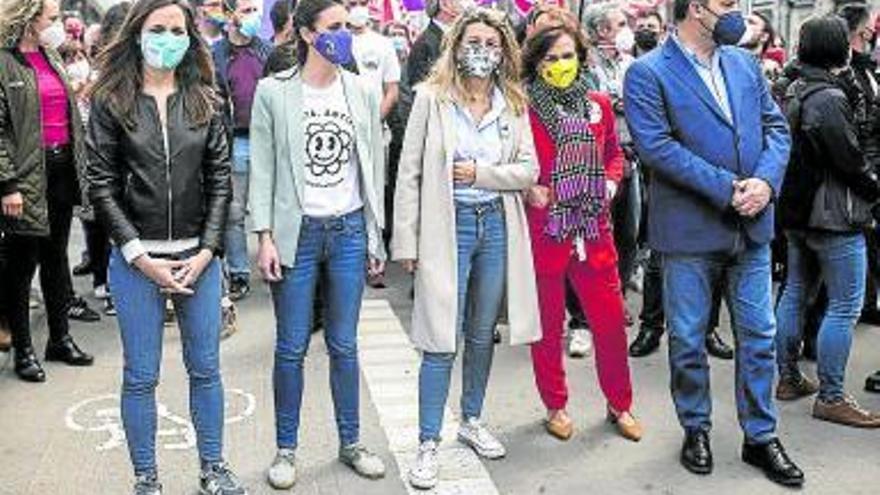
303;108;354;188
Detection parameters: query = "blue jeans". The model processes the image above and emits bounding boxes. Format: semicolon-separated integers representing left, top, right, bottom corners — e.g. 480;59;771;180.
272;209;367;449
225;136;250;280
776;230;866;402
419;200;507;442
663;244;777;443
109;248;224;475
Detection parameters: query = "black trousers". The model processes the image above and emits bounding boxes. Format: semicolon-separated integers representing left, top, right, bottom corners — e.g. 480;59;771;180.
82;218;110;287
0;148;77;351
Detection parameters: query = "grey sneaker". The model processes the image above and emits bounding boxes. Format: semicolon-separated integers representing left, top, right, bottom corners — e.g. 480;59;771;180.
266;449;297;489
339;443;386;479
458;418;506;459
199;462;248;495
408;440;439;490
133;474;162;495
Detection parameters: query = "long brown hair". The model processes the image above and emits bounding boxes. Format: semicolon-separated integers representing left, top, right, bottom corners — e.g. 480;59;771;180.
424;7;527;116
90;0;216;129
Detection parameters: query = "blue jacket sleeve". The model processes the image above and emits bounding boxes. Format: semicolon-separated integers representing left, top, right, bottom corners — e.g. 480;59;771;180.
750;64;791;197
623;60;737;211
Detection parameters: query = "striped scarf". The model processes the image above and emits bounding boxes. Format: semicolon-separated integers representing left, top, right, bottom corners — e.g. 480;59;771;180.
528;75;605;242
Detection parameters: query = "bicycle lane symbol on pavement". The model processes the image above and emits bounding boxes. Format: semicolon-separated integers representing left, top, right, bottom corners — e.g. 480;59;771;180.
64;388;256;452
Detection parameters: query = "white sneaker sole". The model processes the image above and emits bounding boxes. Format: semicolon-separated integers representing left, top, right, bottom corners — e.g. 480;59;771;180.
408;471;438;490
457;433;506;460
266;469;296;490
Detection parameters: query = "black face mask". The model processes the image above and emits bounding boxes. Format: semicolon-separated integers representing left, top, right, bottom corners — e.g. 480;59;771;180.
634;29;659;52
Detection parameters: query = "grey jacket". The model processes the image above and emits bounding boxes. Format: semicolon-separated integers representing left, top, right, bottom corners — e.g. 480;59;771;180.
248;68;386;265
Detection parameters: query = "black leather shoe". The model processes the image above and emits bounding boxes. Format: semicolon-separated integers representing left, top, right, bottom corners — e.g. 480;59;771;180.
680;431;713;475
866;371;880;393
706;330;734;360
629;328;663;357
14;347;46;382
45;336;94;366
742;438;804;487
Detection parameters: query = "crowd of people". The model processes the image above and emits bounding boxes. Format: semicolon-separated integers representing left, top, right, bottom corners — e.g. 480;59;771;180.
1;0;879;494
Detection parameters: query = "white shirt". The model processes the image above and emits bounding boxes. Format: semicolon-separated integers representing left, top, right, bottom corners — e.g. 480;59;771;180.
301;76;364;217
451;86;507;205
672;32;733;122
351;30;401;96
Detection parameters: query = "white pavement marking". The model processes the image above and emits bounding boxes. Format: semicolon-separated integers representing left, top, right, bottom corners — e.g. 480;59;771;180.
359;299;500;495
64;389;256;452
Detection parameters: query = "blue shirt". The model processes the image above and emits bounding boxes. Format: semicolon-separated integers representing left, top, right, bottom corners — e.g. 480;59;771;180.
671;32;733;122
451;86;506;205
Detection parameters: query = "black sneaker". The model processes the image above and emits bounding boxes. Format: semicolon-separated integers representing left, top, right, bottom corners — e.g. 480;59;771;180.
228;278;251;302
67;297;100;322
199;462;247;495
104;298;117;316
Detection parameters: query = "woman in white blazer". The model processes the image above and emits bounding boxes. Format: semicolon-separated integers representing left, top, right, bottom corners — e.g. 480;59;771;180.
391;7;541;490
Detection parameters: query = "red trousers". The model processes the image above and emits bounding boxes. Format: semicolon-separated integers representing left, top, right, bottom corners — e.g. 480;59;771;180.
529;227;634;413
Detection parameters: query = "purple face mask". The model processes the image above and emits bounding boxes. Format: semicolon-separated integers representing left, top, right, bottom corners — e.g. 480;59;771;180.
314;28;354;66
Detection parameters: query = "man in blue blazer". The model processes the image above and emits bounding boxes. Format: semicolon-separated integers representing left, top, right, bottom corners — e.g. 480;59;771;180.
624;0;804;487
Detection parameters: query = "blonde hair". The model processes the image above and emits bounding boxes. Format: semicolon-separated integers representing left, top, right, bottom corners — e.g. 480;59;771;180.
0;0;43;48
424;7;527;116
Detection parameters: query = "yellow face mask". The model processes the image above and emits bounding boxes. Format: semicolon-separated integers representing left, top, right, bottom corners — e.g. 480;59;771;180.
540;57;579;89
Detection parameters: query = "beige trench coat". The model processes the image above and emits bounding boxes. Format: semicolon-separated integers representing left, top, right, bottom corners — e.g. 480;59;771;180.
391;86;542;353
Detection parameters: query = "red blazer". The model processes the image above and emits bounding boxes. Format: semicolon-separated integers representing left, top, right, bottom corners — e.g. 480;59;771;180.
526;91;625;276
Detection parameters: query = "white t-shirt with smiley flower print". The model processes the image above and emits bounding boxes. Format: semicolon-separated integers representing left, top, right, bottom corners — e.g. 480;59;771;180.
301;76;364;218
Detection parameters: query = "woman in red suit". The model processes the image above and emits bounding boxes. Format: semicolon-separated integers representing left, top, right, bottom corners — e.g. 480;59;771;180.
522;22;643;442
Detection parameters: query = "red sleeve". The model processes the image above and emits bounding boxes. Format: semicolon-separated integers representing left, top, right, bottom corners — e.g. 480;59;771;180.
590;92;624;183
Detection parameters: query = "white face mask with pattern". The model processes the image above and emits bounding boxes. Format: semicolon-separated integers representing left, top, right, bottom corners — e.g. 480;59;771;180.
457;42;501;79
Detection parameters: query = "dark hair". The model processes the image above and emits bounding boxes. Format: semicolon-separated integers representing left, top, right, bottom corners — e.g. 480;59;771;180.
223;0;241;13
90;0;217;129
292;0;341;65
673;0;707;23
797;15;851;70
752;11;776;53
270;0;295;34
95;1;131;56
837;3;870;34
521;23;590;83
637;9;664;28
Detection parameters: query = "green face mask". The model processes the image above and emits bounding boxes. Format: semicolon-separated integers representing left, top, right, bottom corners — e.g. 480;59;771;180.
540;57;578;89
141;31;191;71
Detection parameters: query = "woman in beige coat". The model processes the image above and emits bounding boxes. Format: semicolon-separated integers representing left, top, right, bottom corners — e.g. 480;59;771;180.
391;8;541;490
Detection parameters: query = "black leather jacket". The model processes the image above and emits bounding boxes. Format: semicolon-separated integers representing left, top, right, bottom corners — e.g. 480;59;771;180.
86;93;231;254
779;65;880;232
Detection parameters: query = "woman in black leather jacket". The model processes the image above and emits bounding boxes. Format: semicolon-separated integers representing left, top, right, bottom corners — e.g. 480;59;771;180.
775;15;880;428
85;0;244;493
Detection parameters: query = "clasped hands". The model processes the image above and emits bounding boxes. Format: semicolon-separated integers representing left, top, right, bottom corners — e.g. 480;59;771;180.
732;178;772;218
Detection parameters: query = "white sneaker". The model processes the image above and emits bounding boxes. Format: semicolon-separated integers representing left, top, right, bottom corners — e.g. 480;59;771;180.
339;443;386;479
266;449;296;489
568;329;593;358
94;284;110;300
408;440;439;490
457;418;506;459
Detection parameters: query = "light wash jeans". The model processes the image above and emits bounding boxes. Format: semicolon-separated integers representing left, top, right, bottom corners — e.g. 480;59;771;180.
419;200;507;442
